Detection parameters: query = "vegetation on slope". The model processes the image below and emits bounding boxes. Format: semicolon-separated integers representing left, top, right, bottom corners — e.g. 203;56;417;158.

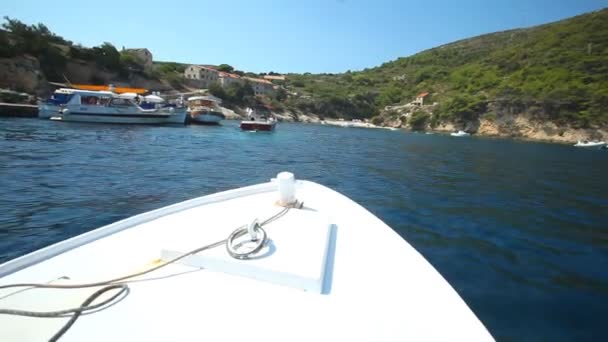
283;9;608;127
0;16;165;84
1;9;607;128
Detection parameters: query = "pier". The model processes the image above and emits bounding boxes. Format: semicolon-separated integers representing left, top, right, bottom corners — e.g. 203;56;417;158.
0;103;38;118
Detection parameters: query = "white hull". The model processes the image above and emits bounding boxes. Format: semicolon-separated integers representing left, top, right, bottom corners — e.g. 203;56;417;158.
58;111;187;125
574;141;606;148
0;175;493;341
38;104;61;119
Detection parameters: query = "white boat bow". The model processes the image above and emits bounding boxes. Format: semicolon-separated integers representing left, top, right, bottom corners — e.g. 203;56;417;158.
0;173;493;341
573;140;606;148
451;130;470;137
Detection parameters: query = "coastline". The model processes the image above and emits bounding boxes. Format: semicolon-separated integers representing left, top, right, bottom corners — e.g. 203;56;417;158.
2;100;605;146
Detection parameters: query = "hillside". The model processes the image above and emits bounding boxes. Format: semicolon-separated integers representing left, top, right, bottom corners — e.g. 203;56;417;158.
0;17;190;97
1;10;607;141
282;9;608;134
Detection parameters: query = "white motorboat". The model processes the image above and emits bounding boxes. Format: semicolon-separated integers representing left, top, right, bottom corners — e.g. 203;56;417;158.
0;172;492;341
573;140;606;148
187;95;226;125
52;90;187;125
241;107;277;131
451;130;470;137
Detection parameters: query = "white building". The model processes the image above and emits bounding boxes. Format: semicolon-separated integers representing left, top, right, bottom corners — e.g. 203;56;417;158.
263;75;286;82
243;77;275;96
218;72;244;87
184;65;219;88
412;92;429;106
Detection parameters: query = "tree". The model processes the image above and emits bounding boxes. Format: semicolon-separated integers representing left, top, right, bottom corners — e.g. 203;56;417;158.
208;82;227;99
92;42;121;72
217;64;234;72
274;87;287;102
409;110;429;130
120;52;142;70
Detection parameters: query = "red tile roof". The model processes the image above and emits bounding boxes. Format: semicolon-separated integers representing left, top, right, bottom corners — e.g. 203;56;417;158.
417;92;429;98
244;77;273;85
219;72;241;79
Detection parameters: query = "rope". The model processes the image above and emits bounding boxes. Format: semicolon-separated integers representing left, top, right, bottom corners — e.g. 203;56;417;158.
0;206;291;340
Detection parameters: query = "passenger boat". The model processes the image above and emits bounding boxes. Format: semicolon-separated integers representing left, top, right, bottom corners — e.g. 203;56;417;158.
0;172;493;341
186;95;226;125
451;130;470;137
240;107;277;131
52;90;187;125
573;140;606;148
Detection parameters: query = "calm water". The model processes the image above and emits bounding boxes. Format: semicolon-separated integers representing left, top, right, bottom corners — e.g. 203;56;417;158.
1;118;607;340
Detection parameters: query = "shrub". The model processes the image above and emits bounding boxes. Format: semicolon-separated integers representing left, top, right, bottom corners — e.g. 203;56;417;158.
409;110;429;130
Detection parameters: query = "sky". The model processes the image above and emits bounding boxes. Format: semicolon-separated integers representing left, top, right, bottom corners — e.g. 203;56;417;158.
3;0;607;73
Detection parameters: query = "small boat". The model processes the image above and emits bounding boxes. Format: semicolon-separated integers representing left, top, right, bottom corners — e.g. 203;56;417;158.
0;172;493;341
573;140;606;148
53;90;187;125
186;95;226;125
451;130;470;137
240;107;276;131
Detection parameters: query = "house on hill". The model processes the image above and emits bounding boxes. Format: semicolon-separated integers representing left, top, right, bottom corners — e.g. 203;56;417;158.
184;65;219;88
263;75;286;82
243;77;275;95
412;92;429;106
219;72;244;87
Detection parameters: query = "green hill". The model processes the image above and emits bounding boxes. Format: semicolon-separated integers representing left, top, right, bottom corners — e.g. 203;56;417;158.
283;9;608;128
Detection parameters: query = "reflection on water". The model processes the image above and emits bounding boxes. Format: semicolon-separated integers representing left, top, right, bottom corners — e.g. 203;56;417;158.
0;117;607;340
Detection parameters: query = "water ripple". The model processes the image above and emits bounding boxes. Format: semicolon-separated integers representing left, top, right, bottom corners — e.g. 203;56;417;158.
0;117;607;340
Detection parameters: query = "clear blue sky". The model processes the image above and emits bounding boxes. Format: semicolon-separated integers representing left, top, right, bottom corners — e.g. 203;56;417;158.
3;0;607;73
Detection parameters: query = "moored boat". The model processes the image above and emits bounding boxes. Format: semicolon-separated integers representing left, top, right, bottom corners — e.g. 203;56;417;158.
240;107;276;131
451;130;470;137
0;172;493;341
573;140;606;148
187;95;226;125
52;90;186;125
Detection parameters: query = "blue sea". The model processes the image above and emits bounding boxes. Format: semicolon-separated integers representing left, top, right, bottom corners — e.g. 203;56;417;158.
1;117;607;340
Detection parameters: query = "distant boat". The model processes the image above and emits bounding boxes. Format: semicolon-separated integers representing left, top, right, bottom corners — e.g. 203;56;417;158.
52;90;186;125
451;130;470;137
241;107;276;131
573;140;606;148
187;95;225;125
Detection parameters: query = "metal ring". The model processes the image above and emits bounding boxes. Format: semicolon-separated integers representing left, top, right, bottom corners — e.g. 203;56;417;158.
226;225;267;260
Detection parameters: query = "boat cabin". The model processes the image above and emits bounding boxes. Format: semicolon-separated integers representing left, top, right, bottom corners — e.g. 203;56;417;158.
187;96;221;110
64;90;124;107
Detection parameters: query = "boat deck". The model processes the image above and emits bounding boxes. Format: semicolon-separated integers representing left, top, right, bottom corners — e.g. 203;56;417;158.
0;180;492;341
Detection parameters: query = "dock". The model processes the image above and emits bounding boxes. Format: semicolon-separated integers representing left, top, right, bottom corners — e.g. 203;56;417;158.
0;103;38;118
